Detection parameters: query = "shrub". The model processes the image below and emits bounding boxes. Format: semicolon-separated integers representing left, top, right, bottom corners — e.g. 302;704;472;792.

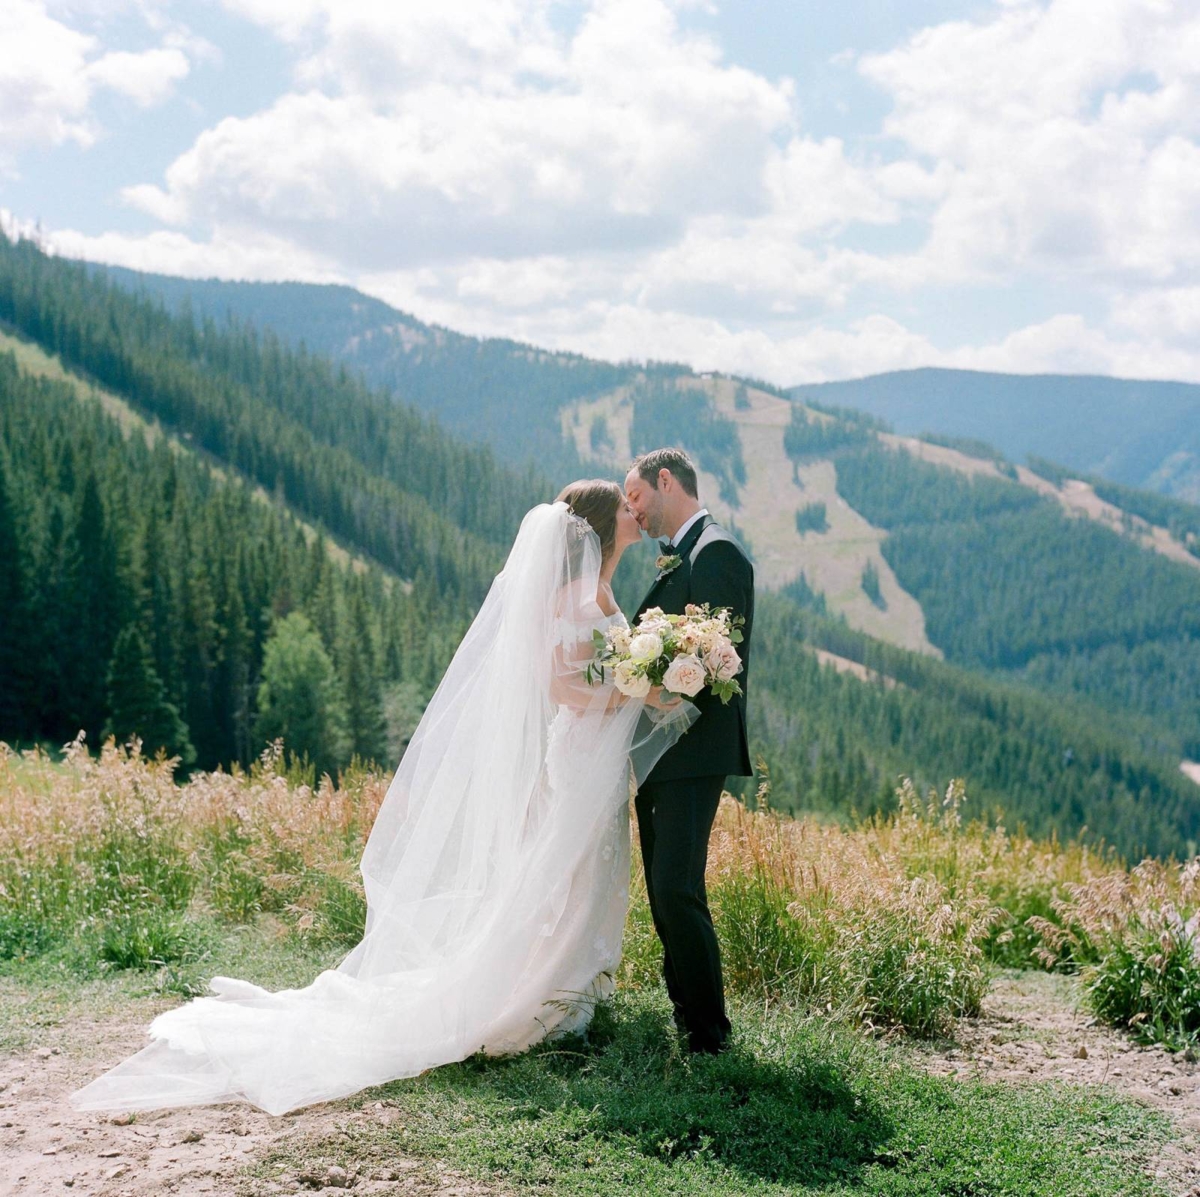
699;781;1001;1036
1030;859;1200;1049
94;902;209;971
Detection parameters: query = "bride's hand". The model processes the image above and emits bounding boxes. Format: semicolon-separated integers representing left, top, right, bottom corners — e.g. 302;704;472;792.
644;685;683;711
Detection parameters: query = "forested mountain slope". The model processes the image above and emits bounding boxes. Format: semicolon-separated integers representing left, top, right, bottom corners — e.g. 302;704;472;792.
3;332;1194;858
0;234;549;774
91;264;653;478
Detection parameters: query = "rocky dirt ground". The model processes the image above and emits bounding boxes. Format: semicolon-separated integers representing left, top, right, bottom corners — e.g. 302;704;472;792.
913;971;1200;1196
0;998;499;1197
2;971;1197;1196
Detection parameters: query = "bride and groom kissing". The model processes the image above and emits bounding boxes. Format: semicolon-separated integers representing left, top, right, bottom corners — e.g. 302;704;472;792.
73;446;755;1116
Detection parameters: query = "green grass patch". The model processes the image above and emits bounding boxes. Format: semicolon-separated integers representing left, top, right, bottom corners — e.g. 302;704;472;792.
0;919;346;1053
252;988;1174;1197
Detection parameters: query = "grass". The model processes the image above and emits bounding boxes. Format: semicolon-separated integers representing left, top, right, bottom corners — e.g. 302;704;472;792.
245;985;1174;1196
3;740;1195;1047
1031;859;1200;1050
0;915;347;1055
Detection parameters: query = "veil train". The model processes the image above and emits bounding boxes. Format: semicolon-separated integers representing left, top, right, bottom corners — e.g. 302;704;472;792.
70;502;693;1115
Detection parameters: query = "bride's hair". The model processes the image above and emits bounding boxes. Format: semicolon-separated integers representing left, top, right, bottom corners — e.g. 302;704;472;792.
555;478;622;562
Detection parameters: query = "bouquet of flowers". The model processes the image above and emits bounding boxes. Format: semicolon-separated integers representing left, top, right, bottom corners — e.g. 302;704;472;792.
585;603;745;704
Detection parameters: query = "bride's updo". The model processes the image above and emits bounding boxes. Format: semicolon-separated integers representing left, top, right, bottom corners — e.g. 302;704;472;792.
555;479;622;562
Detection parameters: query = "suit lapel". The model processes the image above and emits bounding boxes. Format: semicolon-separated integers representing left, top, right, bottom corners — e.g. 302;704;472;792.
637;514;714;614
672;513;713;561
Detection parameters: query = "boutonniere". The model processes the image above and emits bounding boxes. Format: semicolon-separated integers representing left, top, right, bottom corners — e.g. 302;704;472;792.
654;553;682;579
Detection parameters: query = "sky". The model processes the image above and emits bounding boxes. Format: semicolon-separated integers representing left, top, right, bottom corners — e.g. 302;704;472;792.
2;0;1200;385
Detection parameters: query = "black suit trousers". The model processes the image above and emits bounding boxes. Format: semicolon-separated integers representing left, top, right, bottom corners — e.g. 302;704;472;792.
634;774;731;1053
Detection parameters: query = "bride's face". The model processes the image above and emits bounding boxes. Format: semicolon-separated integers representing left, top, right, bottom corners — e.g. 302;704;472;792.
614;496;643;550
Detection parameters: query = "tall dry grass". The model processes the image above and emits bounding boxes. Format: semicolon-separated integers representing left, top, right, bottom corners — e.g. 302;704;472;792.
625;779;1010;1036
1;739;1196;1045
1030;859;1200;1049
0;736;387;969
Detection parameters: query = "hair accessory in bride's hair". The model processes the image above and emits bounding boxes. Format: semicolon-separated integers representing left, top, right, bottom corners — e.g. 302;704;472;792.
565;507;594;541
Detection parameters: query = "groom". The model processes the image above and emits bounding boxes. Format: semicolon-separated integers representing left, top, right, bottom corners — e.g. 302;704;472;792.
624;447;755;1055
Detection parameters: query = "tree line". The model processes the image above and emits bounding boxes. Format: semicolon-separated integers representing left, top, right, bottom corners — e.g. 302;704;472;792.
0;354;470;776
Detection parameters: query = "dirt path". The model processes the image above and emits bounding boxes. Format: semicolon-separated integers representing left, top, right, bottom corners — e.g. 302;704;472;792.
914;971;1200;1196
4;972;1198;1195
0;1005;499;1197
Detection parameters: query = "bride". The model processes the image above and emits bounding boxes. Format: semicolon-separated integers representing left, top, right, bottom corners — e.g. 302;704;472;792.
71;480;695;1116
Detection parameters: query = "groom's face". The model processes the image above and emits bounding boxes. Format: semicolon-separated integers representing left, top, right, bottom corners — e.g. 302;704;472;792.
623;469;666;539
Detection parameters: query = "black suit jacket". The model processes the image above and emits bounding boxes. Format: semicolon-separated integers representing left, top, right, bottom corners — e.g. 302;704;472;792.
635;515;754;783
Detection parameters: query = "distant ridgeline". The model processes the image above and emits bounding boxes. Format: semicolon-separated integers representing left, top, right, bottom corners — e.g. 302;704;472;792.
88;264;653;479
88;264;761;500
3;238;1196;858
791;367;1200;504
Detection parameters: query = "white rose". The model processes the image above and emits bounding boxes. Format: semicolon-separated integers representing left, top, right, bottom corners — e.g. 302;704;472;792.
609;626;633;654
628;632;664;661
662;653;707;698
613;659;652;698
704;639;742;682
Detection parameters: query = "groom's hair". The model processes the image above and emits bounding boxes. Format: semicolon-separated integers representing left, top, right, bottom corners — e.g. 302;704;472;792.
630;447;699;498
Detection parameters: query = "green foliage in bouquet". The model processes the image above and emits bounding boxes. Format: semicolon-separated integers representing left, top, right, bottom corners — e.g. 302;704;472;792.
585;604;746;705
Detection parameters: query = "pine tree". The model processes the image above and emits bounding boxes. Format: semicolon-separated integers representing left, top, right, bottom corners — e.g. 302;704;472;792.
103;622;195;763
339;587;388;764
254;611;351;778
0;452;32;739
40;503;89;741
74;470;126;740
215;554;255;767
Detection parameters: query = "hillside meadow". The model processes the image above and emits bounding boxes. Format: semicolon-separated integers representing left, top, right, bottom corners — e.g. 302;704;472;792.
2;739;1199;1195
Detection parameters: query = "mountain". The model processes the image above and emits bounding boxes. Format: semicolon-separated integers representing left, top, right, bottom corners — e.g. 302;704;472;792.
89;264;652;478
8;242;1195;856
789;367;1200;504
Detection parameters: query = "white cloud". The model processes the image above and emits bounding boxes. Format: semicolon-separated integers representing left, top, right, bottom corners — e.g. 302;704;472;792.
0;0;99;156
943;311;1200;381
123;0;795;268
860;0;1200;285
45;223;343;284
763;136;899;233
0;0;192;166
1108;285;1200;345
86;47;190;107
15;0;1200;389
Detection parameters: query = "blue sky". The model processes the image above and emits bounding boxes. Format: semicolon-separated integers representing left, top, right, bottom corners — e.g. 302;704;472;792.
3;0;1199;385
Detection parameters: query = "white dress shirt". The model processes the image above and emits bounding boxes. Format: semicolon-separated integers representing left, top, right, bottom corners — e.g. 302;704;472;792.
666;508;709;548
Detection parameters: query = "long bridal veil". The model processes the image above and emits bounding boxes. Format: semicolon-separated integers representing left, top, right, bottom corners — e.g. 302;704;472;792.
71;502;694;1116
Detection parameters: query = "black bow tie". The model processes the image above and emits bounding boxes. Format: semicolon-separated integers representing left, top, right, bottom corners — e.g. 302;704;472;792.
658;540;673;554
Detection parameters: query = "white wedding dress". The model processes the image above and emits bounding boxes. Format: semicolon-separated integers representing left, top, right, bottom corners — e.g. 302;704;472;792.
71;503;693;1116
